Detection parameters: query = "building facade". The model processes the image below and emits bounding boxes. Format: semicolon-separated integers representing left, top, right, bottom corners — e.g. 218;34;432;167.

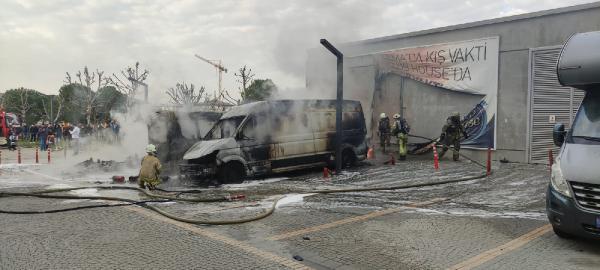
306;2;600;163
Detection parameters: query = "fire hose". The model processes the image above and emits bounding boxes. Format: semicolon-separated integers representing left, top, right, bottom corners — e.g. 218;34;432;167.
407;134;488;169
0;133;492;225
0;171;487;225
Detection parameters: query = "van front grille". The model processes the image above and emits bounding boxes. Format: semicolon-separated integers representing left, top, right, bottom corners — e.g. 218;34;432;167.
570;181;600;212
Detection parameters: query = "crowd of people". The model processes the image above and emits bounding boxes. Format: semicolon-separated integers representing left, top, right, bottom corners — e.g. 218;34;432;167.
7;120;121;153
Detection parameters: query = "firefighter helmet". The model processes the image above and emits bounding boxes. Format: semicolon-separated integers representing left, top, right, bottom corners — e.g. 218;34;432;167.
145;144;157;153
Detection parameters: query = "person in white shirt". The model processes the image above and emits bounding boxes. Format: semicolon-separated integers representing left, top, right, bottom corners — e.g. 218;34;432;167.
70;124;81;155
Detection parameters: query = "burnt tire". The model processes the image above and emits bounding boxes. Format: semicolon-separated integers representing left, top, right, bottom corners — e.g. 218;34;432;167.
342;149;357;168
217;162;245;184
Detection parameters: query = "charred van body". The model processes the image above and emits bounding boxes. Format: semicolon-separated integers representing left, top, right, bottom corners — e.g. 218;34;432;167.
180;99;368;183
148;108;222;171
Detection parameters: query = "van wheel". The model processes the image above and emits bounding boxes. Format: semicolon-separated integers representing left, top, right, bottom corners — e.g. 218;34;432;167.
552;226;573;239
342;149;357;168
217;162;245;184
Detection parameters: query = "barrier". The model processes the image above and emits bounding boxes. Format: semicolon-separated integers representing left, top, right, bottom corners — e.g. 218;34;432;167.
432;145;439;170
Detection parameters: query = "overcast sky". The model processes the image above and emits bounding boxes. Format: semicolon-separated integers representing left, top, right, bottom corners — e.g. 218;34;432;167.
0;0;595;102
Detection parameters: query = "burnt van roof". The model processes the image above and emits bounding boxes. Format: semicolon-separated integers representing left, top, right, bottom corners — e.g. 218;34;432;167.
221;99;362;119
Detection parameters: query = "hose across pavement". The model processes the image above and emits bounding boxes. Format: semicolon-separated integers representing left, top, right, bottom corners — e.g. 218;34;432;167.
0;171;487;225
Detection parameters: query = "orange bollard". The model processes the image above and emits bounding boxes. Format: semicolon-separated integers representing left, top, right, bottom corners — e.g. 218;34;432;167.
35;147;39;163
323;167;330;178
47;148;51;163
486;147;492;176
548;149;554;169
0;150;2;165
433;145;439;170
17;148;21;164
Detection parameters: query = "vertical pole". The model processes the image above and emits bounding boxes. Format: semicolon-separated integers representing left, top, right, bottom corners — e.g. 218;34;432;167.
433;146;439;170
486;147;492;176
17;148;21;164
0;150;2;165
48;148;51;163
35;147;39;163
320;39;344;174
548;149;554;168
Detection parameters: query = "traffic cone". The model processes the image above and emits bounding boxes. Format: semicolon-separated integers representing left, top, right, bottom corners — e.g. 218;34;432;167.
323;167;330;178
433;145;439;170
367;147;375;160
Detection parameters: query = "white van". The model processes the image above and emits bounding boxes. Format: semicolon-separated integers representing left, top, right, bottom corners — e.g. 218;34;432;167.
547;31;600;239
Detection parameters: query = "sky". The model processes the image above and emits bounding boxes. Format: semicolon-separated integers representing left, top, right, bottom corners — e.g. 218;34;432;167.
0;0;596;102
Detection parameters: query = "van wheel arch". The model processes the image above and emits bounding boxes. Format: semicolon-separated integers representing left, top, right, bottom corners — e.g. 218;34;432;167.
341;148;357;168
217;161;246;184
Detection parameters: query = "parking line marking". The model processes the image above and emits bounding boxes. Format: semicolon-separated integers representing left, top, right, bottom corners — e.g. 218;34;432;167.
126;206;313;270
447;224;552;270
267;197;448;241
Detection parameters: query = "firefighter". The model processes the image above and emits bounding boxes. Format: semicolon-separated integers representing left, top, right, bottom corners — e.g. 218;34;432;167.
378;113;391;152
438;112;468;161
138;144;162;190
392;113;410;160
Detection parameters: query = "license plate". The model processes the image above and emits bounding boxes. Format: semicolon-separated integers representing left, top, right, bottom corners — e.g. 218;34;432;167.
596;217;600;229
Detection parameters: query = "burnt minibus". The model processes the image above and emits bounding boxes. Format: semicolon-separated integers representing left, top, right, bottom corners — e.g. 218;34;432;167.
179;99;368;183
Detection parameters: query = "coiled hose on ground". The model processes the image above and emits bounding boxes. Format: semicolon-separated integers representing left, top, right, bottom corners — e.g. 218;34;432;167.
0;133;490;225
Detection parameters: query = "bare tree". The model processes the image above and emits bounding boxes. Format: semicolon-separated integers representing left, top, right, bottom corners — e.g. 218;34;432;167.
108;62;149;109
166;82;206;105
16;87;32;125
65;66;109;125
41;95;64;124
234;65;255;102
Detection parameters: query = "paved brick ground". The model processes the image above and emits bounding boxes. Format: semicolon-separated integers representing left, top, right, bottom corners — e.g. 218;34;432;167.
1;159;600;269
0;197;302;270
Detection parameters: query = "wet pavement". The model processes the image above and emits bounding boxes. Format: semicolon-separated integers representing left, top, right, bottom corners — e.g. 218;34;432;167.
1;150;599;269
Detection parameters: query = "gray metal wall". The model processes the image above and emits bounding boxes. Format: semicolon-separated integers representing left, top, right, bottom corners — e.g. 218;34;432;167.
306;3;600;162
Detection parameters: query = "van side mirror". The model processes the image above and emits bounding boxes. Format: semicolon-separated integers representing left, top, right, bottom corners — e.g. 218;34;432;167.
553;123;566;147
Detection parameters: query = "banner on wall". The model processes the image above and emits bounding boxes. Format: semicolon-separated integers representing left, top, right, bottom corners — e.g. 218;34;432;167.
374;36;499;149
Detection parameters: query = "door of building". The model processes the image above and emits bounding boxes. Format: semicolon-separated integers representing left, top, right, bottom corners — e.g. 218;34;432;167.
528;47;585;164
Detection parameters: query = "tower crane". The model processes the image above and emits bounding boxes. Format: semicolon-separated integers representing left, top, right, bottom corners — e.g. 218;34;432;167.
194;54;227;102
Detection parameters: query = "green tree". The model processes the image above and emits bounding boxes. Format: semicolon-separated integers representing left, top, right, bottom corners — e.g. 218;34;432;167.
1;87;48;125
241;79;277;103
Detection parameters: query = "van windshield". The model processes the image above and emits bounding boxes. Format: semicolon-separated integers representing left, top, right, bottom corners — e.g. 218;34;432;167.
205;116;245;140
571;91;600;142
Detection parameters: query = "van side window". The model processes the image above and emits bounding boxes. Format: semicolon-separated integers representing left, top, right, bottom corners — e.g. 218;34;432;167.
241;114;270;141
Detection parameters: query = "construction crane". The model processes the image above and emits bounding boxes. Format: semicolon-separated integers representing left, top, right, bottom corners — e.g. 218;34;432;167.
194;54;227;102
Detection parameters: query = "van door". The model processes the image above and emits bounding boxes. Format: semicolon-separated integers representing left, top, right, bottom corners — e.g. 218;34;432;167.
269;111;317;171
238;113;271;176
311;109;336;160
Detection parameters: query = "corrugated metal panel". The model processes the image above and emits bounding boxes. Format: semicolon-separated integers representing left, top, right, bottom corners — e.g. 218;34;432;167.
529;48;582;164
